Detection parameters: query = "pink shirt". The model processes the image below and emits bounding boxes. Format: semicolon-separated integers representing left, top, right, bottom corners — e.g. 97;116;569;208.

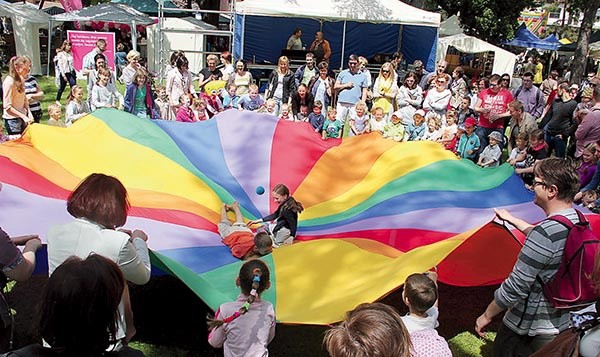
208;295;276;357
477;88;513;129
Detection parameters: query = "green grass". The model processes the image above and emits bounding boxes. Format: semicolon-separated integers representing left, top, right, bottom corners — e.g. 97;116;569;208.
449;332;496;357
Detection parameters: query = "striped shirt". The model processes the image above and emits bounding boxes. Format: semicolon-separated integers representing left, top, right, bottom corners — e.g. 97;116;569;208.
495;208;578;336
24;76;41;114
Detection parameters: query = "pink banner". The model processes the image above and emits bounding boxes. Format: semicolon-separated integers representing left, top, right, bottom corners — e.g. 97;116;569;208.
67;31;116;71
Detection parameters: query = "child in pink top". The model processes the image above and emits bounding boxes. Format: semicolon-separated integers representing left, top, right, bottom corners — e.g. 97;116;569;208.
208;259;275;357
175;95;194;122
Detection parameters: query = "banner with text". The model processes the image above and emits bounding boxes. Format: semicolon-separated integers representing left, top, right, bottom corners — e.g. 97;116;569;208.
67;31;116;71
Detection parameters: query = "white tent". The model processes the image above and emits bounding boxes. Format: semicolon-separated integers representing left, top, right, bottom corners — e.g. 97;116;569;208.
437;34;516;76
235;0;440;26
147;17;217;75
234;0;441;71
0;1;54;75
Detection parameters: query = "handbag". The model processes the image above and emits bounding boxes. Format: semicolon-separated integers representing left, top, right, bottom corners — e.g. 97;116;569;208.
530;329;581;357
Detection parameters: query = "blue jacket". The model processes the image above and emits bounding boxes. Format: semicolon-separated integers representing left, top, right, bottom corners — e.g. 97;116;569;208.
124;83;160;119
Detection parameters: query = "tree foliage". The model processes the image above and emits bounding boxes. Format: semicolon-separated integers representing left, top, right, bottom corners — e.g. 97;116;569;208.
434;0;534;45
569;0;600;85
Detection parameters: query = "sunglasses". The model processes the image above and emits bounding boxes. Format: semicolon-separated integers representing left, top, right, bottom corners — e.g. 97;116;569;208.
489;83;499;87
437;81;446;84
382;70;390;73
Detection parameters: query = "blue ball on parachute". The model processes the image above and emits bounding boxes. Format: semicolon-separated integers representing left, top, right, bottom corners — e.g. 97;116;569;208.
256;186;265;195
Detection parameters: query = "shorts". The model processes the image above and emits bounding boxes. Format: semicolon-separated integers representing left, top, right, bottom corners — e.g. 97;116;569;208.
3;118;26;135
218;221;251;239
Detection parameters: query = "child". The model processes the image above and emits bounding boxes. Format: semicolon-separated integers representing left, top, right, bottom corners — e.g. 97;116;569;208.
439;110;458;149
192;97;209;121
324;303;413;357
477;131;503;167
515;129;547;185
208;259;276;356
176;95;194;122
202;83;224;118
238;84;265;111
382;111;405;142
578;142;598;188
469;84;479;109
154;85;170;120
307;100;325;134
65;85;89;126
90;67;120;111
456;117;480;161
47;103;66;127
296;105;309;122
221;83;240;110
421;113;442;142
507;131;528;168
247;184;303;247
219;201;272;260
406;109;426;141
401;272;439;333
369;107;387;134
123;68;159;119
449;124;465;154
580;190;598;210
322;108;343;140
263;99;276;115
348;100;370;136
457;95;476;125
279;104;292;121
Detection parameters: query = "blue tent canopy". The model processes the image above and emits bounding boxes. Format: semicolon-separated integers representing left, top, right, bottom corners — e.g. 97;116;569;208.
504;23;558;51
542;34;561;45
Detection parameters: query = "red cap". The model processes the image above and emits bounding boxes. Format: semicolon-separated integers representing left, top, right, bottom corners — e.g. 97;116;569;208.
464;117;476;127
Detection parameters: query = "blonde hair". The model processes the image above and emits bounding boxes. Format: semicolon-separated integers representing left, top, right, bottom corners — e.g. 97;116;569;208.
355;100;367;111
126;50;140;63
277;56;289;75
47;103;61;115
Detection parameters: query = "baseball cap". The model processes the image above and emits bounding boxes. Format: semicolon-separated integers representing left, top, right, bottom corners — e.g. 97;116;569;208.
414;109;426;117
464;117;476;127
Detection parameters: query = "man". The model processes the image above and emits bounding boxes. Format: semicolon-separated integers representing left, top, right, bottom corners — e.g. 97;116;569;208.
540;70;558;101
474;74;513;152
540;82;577;158
334;54;368;125
522;56;535;75
507;100;537;151
82;38;107;77
294;52;317;87
309;31;331;65
513;72;544;120
286;27;303;50
476;157;582;356
390;52;406;84
419;60;451;91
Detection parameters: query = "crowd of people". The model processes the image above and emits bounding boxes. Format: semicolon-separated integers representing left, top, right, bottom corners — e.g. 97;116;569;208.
3;34;600;356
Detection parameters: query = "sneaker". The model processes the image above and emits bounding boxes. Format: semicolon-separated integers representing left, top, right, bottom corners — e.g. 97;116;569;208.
282;236;294;246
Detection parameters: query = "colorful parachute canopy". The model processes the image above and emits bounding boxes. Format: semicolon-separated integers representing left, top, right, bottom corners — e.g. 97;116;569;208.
1;108;599;325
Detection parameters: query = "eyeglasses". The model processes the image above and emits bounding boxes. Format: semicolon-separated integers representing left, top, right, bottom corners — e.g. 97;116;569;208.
532;180;548;188
348;62;358;65
489;83;499;87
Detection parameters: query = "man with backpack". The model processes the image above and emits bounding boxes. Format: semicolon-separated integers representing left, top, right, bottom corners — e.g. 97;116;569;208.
475;157;598;356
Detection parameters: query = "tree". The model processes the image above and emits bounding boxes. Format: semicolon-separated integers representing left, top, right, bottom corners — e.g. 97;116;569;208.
569;0;600;85
434;0;534;45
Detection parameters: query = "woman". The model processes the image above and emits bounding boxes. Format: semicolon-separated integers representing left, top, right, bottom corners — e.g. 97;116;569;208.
307;61;334;115
123;68;159;119
449;66;467;109
478;77;489;92
227;60;253;96
265;56;296;115
423;74;451;119
47;173;151;348
219;51;234;81
372;62;398;116
396;72;423;126
166;55;196;120
55;40;76;104
290;84;314;119
198;54;223;91
2;56;33;137
2;255;143;356
119;50;140;86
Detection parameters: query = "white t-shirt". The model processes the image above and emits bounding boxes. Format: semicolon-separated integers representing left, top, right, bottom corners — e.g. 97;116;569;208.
401;306;439;333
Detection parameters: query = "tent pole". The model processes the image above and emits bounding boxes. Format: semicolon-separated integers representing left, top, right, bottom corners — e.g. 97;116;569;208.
132;20;137;52
398;24;403;53
241;14;245;61
47;19;52;76
340;20;346;71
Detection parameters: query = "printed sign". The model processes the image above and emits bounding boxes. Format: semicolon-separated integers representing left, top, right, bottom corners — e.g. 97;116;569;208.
67;30;116;71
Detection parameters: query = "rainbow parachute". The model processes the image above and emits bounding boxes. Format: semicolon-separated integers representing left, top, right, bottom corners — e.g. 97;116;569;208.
1;109;598;324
